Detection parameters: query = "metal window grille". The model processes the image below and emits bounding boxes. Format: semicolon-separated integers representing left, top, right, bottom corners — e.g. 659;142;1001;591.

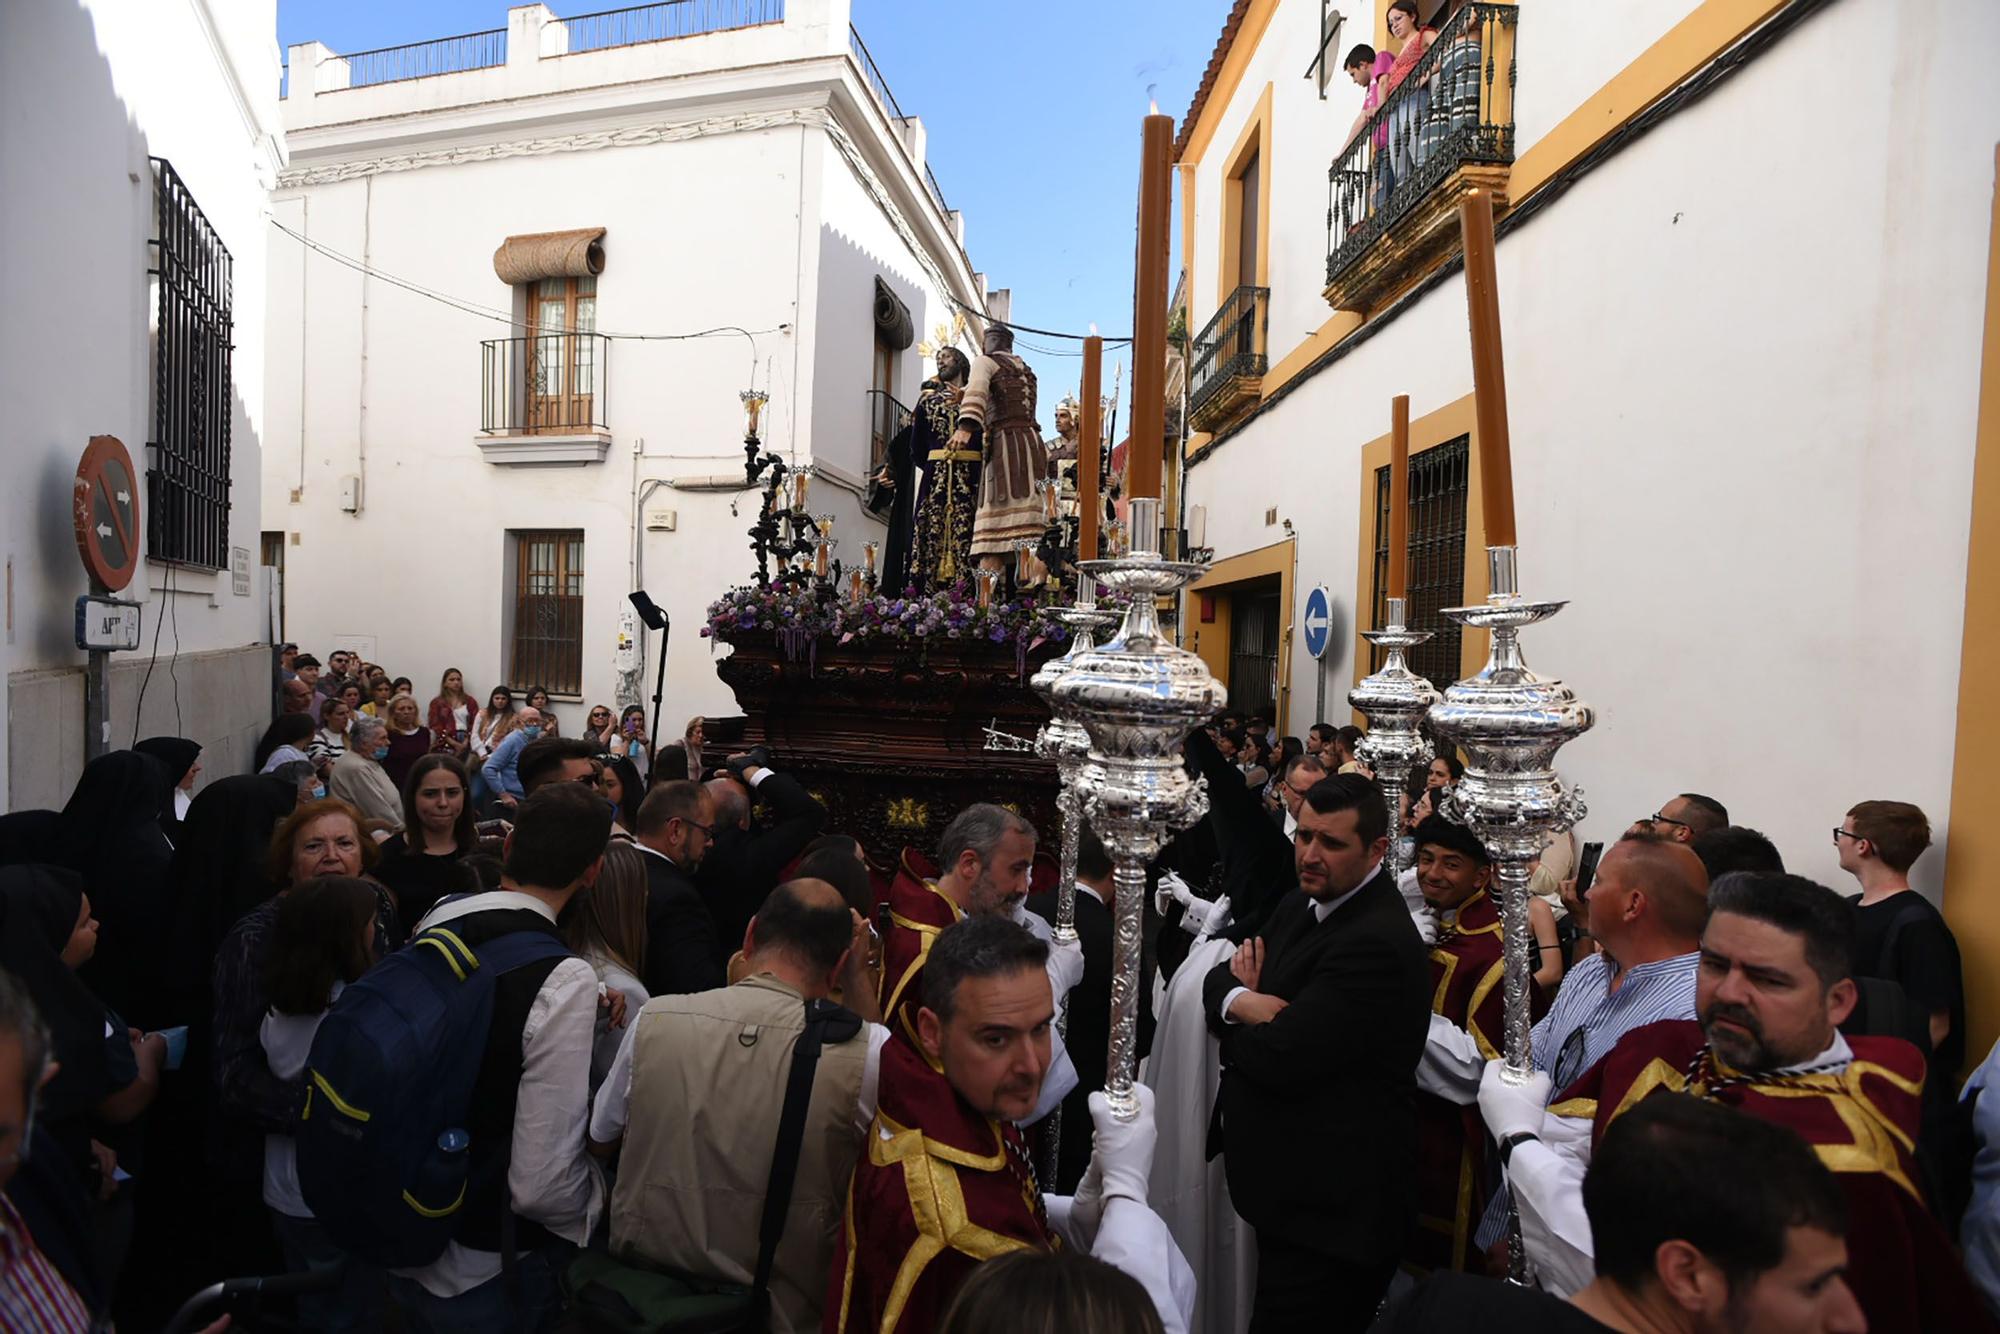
147;157;233;571
512;530;585;695
1228;587;1282;722
866;389;911;477
1370;435;1469;689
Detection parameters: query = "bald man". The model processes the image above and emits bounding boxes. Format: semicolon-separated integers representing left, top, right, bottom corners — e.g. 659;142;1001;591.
695;751;828;962
591;877;880;1332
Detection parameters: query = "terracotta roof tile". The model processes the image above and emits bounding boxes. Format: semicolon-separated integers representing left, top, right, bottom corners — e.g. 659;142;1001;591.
1176;0;1256;160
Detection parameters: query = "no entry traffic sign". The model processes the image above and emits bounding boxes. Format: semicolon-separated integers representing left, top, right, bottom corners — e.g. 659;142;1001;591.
74;434;141;591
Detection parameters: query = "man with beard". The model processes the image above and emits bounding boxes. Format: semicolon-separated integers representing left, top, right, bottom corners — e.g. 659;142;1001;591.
1480;872;1995;1331
879;804;1081;1120
830;915;1193;1334
1201;773;1431;1332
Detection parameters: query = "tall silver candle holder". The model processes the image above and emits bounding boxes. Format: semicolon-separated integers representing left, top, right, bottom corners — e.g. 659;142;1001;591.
1430;545;1592;1284
1026;570;1120;1178
1049;496;1223;1121
1429;546;1593;1085
1347;596;1441;882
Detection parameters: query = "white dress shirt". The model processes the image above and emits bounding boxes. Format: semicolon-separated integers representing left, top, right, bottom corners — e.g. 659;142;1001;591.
395;891;606;1298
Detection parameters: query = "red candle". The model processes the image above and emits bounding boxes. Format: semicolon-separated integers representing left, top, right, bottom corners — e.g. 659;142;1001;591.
1078;335;1102;561
1127;113;1173;501
1458;189;1518;548
1388;395;1410;602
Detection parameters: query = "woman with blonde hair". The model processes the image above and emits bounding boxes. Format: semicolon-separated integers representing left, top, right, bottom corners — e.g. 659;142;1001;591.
564;840;651;1089
428;667;476;758
381;694;432;792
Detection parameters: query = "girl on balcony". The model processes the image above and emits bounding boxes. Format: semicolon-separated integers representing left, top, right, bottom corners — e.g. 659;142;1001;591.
1382;0;1438;203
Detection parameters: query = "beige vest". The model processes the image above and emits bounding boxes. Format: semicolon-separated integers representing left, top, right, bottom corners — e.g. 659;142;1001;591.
609;974;870;1334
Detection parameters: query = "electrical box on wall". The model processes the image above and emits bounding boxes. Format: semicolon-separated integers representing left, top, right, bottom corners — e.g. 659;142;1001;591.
645;507;677;532
339;475;363;513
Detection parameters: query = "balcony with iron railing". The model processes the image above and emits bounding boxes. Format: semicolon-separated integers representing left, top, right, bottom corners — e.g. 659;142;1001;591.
1324;1;1518;313
847;25;953;220
866;388;913;477
1187;285;1270;434
478;332;614;465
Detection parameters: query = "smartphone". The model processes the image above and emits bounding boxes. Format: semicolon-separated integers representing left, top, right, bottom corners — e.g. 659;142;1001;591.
154;1026;189;1072
1573;841;1605;898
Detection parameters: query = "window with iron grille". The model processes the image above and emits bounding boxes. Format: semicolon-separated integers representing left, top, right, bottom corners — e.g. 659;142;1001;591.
511;530;585;695
1370;435;1469;690
147;157;234;570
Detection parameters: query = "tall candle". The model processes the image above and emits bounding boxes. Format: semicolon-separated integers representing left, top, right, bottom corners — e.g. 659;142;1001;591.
848;568;864;604
1127;113;1173;502
1458;189;1518;548
977;569;997;608
814;540;830;579
792;471;810;510
863;541;878;577
1078;335;1103;561
1388;394;1410;602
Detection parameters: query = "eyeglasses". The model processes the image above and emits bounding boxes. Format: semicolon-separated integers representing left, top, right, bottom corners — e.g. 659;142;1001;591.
1832;827;1866;843
681;820;716;839
1648;812;1691;831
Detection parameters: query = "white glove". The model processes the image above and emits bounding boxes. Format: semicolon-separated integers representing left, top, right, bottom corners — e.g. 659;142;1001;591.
1478;1058;1551;1143
1195;894;1232;942
1046;935;1086;1000
1154;869;1193;917
1065;1141;1106;1248
1409;908;1438;947
1087;1084;1157;1207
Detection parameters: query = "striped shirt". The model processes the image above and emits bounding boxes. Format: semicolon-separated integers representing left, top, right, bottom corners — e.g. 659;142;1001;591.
1473;948;1701;1250
1533;949;1703;1092
0;1196;91;1333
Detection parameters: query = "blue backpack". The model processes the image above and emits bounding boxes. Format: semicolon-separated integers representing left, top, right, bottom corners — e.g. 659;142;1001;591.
294;923;574;1269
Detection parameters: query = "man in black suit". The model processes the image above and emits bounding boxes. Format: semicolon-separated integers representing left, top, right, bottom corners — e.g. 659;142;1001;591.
1024;821;1153;1193
1203;772;1430;1333
633;780;725;996
696;747;827;959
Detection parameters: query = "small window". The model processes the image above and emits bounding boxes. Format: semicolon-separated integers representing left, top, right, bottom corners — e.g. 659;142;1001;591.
511;529;585;695
1235;150;1261;290
147;157;234;570
1369;435;1469;690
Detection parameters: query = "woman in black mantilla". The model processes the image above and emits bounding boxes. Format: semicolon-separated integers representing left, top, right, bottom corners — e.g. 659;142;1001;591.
877;347;976;592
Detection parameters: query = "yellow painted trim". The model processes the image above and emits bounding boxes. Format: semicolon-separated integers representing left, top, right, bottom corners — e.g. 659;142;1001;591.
1351;393;1488;719
1178;0;1280;168
1218;0;1809;420
1510;0;1789;202
1944;145;2000;1076
1179;163;1198;307
1217;84;1274;308
1189;537;1297;732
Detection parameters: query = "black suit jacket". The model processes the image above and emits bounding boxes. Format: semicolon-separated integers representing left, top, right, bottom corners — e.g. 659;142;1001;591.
1184;729;1295;936
1024;886;1156;1193
1200;866;1430;1264
697;771;828;957
640;848;724;997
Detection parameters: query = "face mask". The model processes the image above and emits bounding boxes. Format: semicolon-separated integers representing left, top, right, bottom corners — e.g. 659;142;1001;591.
522;726;543;740
312;784;327;800
373;745;391;761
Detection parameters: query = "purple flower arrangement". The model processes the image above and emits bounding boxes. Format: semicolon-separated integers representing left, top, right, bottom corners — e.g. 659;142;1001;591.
703;578;1107;677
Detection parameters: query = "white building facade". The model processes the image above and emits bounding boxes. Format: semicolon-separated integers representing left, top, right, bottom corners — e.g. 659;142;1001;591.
266;0;988;735
1172;0;2000;1019
0;0;284;810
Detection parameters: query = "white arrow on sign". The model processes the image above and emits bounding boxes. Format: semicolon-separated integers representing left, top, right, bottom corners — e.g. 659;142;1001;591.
96;523;113;540
115;490;131;505
1305;606;1329;637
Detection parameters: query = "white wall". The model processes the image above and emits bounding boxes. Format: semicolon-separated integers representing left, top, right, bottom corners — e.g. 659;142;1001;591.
267;120;814;729
0;0;281;809
1185;0;1999;898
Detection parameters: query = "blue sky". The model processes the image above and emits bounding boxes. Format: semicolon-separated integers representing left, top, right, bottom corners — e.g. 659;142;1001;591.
276;0;1229;431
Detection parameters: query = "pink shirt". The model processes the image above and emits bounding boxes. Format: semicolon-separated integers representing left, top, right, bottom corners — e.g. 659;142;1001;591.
1368;49;1395;148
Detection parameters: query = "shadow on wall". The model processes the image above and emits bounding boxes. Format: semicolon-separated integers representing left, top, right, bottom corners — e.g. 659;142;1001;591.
814;223;932;480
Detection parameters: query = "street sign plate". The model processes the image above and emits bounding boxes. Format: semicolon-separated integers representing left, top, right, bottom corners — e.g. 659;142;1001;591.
1303;585;1333;660
75;595;142;651
73;435;141;592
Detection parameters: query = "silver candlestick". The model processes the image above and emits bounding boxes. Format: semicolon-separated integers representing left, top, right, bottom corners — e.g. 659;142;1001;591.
1026;570;1120;1181
1050;496;1223;1121
1348;596;1442;882
1430;546;1593;1084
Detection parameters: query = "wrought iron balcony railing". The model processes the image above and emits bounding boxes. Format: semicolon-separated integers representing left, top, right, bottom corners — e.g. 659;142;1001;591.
1187;284;1270;430
1325;1;1518;310
867;388;913;475
481;333;612;435
558;0;785;55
